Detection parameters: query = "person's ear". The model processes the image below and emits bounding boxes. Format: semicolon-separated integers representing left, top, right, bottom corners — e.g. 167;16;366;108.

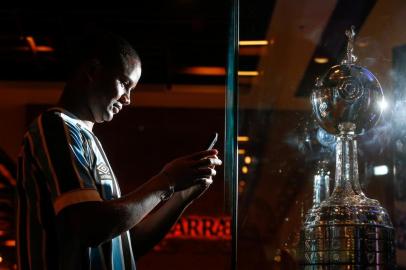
84;59;102;82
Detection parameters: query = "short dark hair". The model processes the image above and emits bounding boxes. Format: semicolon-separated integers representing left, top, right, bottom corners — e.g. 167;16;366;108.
64;28;141;77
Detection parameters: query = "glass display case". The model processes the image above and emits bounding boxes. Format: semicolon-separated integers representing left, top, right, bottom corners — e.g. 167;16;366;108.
229;0;406;269
3;2;406;269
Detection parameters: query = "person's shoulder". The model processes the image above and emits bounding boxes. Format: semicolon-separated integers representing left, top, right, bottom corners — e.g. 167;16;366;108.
23;108;87;151
21;109;62;148
27;108;79;135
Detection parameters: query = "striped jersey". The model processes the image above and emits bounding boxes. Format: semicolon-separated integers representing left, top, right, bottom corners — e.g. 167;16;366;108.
17;108;136;270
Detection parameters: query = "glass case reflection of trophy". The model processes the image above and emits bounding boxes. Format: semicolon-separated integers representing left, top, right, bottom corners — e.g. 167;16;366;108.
299;26;396;269
312;160;330;209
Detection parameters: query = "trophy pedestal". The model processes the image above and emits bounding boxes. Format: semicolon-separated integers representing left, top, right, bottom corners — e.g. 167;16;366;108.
300;205;396;268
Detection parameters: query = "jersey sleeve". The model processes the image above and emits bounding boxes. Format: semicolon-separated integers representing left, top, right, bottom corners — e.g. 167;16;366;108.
32;111;102;215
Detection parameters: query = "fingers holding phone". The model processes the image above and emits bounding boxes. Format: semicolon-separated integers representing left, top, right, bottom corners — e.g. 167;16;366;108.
164;133;222;203
160;133;221;193
195;132;221;184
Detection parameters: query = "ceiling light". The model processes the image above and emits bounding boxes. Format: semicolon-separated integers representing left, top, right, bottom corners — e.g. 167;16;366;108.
244;156;252;164
4;240;15;247
25;36;36;52
239;40;269;46
36;46;55;52
21;36;54;53
237;136;249;142
314;57;329;64
238;71;259;76
180;66;226;76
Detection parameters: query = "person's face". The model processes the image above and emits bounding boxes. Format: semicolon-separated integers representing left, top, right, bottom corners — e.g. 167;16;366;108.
88;56;141;123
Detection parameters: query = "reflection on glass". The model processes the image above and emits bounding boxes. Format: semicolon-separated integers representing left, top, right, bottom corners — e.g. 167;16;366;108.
312;160;330;209
301;27;396;268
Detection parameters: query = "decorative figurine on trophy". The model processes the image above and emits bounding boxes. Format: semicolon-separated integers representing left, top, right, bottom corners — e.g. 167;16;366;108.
300;26;396;268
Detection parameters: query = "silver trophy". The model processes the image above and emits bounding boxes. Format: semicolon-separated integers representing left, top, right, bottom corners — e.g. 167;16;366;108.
300;26;396;268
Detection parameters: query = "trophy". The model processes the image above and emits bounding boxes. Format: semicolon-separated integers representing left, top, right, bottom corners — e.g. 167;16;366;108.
300;26;396;268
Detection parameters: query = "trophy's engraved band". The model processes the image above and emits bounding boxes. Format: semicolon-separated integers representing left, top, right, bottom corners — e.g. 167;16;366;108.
303;225;394;240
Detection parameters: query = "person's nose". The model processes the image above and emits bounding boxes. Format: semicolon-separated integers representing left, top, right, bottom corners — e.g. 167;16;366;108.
119;93;131;106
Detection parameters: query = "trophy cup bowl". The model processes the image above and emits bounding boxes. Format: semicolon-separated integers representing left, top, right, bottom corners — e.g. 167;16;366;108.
311;64;384;135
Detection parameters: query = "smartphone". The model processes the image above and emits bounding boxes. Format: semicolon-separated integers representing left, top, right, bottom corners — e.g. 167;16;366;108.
206;132;218;150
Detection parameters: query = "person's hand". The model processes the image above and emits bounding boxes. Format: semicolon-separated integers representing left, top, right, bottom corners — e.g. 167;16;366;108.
160;149;222;192
176;152;222;204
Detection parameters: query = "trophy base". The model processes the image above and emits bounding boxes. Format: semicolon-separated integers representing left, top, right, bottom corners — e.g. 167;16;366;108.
300;204;396;268
302;265;395;270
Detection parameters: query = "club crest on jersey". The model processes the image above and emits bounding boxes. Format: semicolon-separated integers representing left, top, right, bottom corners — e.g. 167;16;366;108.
97;163;112;180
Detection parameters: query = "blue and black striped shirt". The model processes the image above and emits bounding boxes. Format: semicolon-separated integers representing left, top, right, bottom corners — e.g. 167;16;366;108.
17;108;136;270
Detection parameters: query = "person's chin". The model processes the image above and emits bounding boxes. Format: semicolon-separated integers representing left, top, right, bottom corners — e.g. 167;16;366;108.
95;111;113;123
103;112;114;122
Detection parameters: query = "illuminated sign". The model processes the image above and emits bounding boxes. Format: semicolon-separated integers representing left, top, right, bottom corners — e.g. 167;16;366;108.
165;215;231;241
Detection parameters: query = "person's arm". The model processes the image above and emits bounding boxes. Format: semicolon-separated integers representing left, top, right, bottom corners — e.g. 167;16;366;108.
57;173;167;247
56;150;220;249
130;178;213;257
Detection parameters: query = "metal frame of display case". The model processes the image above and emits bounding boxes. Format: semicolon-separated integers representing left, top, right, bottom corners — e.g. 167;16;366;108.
225;0;239;269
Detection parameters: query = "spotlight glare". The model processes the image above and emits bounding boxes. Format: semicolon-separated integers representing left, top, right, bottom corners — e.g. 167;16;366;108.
378;98;388;111
374;165;388;176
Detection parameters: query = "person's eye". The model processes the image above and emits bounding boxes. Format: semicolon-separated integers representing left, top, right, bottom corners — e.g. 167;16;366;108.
124;80;131;88
119;80;128;89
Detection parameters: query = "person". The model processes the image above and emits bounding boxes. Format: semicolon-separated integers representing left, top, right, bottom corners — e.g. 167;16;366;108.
16;30;222;270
